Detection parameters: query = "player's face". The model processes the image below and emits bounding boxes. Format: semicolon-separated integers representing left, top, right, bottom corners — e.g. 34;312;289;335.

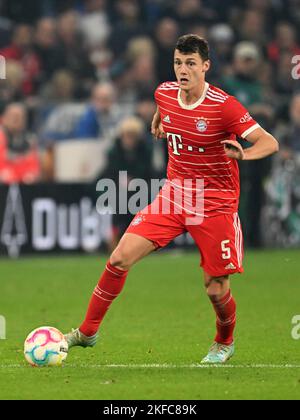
174;50;210;91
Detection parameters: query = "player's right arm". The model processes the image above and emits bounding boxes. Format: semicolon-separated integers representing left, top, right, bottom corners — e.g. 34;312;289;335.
152;81;180;139
151;106;165;140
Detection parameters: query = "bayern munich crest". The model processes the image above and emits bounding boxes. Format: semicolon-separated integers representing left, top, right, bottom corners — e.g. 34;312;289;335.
196;119;208;132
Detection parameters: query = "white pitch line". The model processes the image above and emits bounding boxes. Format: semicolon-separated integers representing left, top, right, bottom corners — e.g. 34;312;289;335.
2;363;300;369
82;364;300;369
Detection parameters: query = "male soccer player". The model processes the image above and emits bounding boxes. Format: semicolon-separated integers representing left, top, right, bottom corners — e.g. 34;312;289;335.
65;35;279;363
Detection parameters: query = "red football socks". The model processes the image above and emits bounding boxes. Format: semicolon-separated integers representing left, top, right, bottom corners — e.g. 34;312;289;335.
209;290;236;345
79;261;128;337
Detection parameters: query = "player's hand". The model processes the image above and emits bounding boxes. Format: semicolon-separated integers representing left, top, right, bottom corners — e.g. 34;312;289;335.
221;140;245;160
151;112;166;140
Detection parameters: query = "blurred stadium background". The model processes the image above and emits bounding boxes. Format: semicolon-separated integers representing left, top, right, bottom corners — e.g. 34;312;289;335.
0;0;300;257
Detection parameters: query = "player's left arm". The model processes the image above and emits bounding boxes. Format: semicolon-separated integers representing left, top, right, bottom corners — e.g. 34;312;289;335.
222;127;279;161
220;96;279;161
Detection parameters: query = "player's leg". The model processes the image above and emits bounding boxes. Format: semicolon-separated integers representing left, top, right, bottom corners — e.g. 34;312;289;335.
187;212;243;363
109;232;156;270
205;272;236;346
201;272;236;363
65;233;155;348
65;192;186;349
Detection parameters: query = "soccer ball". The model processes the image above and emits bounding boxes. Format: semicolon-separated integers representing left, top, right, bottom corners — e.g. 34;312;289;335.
24;326;68;367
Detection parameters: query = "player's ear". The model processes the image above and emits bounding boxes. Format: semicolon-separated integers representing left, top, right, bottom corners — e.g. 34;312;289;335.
203;60;211;73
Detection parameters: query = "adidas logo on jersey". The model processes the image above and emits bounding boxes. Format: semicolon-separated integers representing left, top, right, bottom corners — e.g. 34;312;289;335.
163;115;171;123
225;263;237;270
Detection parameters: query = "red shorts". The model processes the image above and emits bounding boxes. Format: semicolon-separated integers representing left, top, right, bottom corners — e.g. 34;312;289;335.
126;201;244;277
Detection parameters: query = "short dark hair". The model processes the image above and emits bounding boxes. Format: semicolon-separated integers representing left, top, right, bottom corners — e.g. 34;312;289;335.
175;34;210;61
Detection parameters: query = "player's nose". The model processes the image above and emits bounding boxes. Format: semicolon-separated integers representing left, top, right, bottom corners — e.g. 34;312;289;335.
179;69;188;77
181;66;188;73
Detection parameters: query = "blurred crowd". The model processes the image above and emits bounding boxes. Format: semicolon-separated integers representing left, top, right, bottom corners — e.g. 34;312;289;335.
0;0;300;246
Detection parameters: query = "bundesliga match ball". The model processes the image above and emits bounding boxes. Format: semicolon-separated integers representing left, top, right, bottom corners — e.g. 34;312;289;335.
24;327;68;367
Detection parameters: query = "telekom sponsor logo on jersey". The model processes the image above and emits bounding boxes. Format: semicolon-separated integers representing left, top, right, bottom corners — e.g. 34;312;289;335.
167;133;205;155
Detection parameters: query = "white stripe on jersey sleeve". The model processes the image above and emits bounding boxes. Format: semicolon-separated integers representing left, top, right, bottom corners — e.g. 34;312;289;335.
241;123;261;139
207;89;228;101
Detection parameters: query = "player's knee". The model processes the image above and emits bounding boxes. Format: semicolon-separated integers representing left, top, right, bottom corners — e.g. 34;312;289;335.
206;288;222;301
110;247;133;271
206;276;228;300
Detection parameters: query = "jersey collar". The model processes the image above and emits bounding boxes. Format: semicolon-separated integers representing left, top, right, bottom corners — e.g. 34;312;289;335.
177;82;209;110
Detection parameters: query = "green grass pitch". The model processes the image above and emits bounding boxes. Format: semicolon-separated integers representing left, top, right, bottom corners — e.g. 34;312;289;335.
1;249;300;400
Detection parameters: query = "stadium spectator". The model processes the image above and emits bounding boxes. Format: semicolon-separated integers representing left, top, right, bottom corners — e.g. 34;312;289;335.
126;36;156;64
268;22;300;64
0;24;40;96
237;9;267;45
0;60;24;112
154;18;180;83
274;50;300;99
135;90;157;134
101;115;153;248
105;114;152;181
40;69;76;105
0;0;43;24
56;10;96;97
208;24;235;82
162;0;216;29
36;70;85;181
135;90;166;176
34;18;63;85
110;37;156;109
144;0;164;24
277;93;300;159
37;75;86;181
189;23;208;40
246;0;279;30
222;42;263;106
222;42;274;123
79;0;111;49
37;69;79;142
0;103;40;184
129;50;157;96
108;0;147;58
286;0;300;25
74;82;127;141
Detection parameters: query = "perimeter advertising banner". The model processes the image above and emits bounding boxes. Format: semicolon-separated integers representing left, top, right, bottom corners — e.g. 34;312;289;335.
0;184;196;258
0;184;113;257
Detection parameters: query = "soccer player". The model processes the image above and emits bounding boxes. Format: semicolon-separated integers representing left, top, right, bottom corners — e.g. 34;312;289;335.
65;35;279;363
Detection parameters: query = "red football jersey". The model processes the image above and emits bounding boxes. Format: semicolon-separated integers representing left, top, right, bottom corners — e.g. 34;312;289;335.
155;81;260;217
